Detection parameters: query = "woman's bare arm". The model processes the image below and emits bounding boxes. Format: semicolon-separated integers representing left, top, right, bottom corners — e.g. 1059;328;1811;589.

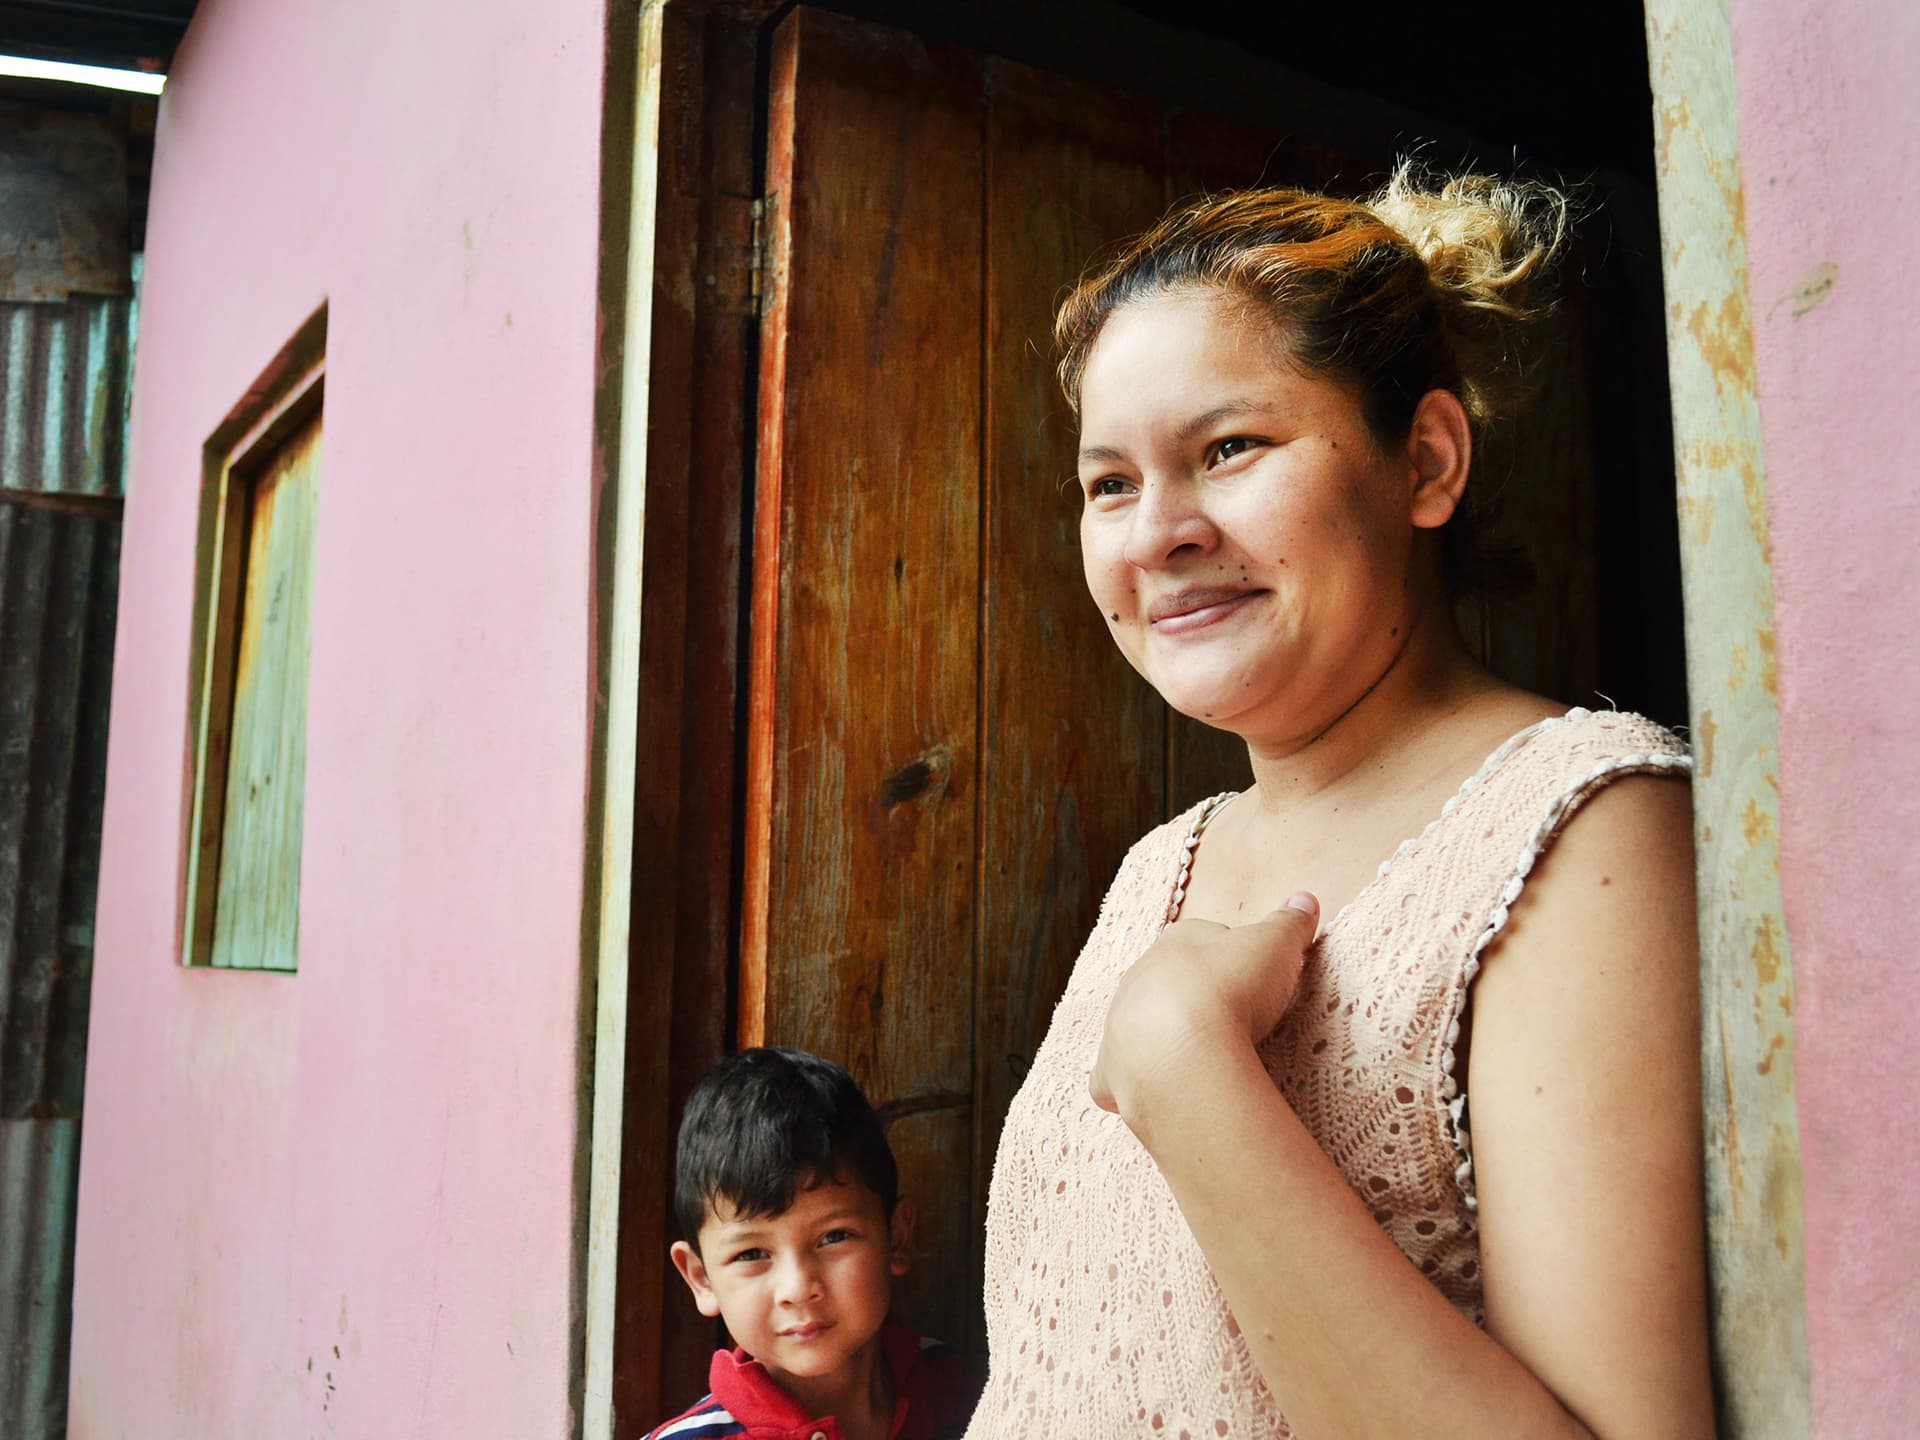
1092;776;1713;1439
1465;775;1714;1435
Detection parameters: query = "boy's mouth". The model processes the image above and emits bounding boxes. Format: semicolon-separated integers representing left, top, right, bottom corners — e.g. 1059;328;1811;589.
779;1320;835;1342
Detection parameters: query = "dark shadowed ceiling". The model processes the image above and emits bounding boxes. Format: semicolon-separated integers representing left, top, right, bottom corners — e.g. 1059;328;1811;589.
0;0;197;71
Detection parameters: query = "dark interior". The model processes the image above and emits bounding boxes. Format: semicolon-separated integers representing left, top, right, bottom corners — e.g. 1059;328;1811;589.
810;0;1690;726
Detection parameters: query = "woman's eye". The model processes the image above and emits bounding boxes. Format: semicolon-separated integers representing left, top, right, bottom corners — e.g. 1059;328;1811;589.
1085;475;1131;499
1209;436;1260;466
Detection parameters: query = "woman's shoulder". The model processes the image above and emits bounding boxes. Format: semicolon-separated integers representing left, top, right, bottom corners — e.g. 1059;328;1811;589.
1452;702;1691;808
1406;703;1692;903
1441;705;1694;928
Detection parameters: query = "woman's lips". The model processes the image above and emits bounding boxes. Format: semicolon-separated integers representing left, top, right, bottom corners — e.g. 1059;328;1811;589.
1147;586;1262;634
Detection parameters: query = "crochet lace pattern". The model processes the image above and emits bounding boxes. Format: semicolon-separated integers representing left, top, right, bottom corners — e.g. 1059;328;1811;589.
965;709;1690;1439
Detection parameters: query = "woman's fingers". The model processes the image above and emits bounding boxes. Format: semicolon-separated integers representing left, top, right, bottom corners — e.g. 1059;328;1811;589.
1090;892;1322;1119
1230;892;1321;1032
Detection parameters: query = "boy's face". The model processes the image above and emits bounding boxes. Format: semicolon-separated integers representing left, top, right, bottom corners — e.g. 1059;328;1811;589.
670;1176;912;1391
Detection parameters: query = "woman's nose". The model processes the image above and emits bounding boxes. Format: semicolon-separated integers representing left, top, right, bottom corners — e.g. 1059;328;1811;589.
1122;478;1213;570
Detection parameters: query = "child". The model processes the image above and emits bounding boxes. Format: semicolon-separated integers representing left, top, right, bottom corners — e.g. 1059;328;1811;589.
647;1047;977;1440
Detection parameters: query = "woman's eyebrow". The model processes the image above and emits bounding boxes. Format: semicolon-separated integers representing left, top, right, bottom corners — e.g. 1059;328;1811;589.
1079;399;1268;466
1172;398;1265;445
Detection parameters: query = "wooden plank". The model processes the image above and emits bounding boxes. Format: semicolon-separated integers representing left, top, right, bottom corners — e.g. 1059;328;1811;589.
610;2;699;1426
657;11;760;1411
745;5;984;1347
974;56;1168;1348
183;464;249;966
209;410;319;972
582;0;667;1431
606;5;762;1426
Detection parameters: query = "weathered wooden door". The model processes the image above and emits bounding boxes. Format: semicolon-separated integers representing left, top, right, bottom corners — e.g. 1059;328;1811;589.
740;4;1606;1352
745;6;1255;1349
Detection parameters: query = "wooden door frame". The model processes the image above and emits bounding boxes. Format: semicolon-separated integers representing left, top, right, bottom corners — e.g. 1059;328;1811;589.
582;3;771;1436
581;4;1814;1438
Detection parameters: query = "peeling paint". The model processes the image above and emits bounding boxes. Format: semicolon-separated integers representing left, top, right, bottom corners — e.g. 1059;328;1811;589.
1645;0;1810;1431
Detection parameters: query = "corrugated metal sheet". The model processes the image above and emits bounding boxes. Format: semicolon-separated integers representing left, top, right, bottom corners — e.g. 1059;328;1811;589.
0;280;130;1437
0;110;131;305
0;502;118;1119
0;285;137;500
0;1118;80;1438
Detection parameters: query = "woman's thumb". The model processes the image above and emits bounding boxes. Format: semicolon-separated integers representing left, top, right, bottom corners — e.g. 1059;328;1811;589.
1264;892;1321;938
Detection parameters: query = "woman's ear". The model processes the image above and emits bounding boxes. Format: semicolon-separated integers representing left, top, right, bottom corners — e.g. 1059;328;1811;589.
670;1239;725;1319
1405;388;1473;530
888;1197;918;1279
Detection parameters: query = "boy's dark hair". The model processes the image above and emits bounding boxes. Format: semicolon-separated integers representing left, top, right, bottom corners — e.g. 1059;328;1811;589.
673;1047;898;1249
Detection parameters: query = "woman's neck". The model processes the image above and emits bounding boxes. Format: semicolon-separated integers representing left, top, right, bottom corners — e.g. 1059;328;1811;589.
1239;601;1495;810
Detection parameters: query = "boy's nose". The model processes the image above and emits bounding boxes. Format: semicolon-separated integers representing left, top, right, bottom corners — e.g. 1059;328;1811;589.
773;1254;823;1305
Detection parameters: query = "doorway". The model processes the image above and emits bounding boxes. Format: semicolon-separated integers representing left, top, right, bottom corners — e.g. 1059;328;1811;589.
610;2;1686;1425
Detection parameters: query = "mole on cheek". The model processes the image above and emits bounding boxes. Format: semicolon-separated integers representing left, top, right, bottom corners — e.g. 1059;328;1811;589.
1110;612;1119;622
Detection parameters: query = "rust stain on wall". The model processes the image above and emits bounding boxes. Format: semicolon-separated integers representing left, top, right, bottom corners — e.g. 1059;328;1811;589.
1685;292;1755;397
1645;0;1810;1431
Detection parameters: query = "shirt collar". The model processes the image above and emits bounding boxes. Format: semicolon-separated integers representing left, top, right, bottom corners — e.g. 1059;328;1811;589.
707;1318;922;1433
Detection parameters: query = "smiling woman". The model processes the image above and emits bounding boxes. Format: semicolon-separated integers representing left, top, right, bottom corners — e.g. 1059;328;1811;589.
1075;288;1457;740
967;171;1715;1440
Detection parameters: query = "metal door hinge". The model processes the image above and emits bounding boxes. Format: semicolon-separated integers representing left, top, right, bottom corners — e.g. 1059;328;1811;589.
748;196;766;310
708;192;767;319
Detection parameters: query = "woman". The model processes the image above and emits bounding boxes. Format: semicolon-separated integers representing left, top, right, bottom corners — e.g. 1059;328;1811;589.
966;171;1714;1439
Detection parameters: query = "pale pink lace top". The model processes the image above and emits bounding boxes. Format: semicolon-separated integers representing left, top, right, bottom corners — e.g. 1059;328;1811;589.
965;708;1691;1439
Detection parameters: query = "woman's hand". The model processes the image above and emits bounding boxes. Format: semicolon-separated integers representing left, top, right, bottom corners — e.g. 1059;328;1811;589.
1090;893;1320;1122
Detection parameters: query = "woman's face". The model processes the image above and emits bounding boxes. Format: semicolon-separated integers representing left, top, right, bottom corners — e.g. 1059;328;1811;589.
1075;286;1435;747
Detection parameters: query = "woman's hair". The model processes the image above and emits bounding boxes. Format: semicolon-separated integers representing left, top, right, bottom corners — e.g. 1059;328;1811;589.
1054;163;1572;594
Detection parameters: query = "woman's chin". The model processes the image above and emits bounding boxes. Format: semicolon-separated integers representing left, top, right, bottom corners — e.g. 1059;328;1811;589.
1154;678;1261;734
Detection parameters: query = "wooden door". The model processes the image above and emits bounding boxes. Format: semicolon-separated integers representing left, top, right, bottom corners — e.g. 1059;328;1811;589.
741;4;1602;1353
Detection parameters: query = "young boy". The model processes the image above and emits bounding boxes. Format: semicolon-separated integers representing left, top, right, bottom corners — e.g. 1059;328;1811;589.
647;1047;977;1440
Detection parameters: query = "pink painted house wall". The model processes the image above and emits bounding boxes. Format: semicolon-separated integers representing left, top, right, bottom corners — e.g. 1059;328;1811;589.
1732;2;1920;1434
68;0;611;1433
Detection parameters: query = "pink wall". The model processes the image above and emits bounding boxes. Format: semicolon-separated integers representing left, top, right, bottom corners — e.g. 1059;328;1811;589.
1731;2;1920;1434
69;0;610;1434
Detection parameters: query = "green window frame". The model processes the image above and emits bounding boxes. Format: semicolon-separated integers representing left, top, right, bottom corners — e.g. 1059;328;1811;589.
181;305;325;970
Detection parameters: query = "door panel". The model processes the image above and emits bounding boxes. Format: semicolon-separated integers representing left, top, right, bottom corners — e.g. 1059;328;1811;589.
744;4;1602;1356
747;9;986;1339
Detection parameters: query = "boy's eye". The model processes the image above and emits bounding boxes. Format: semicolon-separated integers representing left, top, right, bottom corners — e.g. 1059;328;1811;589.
728;1247;770;1265
818;1229;855;1247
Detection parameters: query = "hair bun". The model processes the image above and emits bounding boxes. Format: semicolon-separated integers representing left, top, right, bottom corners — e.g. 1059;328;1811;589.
1365;163;1571;428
